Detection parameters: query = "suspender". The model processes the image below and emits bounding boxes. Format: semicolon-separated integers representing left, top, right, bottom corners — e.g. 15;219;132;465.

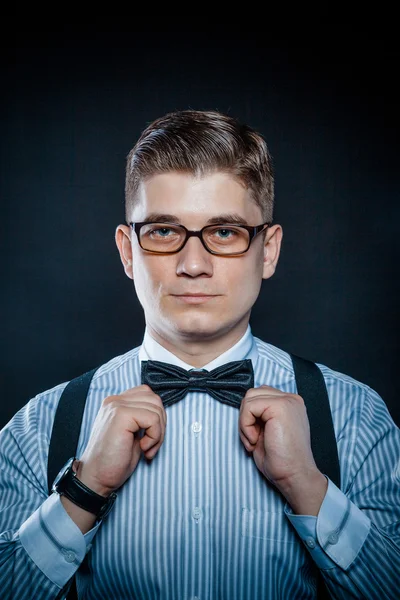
48;354;339;600
291;354;340;488
47;368;98;496
291;355;339;600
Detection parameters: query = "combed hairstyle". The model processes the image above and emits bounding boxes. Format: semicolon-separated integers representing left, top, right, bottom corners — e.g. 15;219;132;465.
125;109;274;223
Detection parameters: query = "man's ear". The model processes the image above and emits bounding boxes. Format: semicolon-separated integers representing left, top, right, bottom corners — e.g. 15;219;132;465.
262;224;283;280
115;225;134;280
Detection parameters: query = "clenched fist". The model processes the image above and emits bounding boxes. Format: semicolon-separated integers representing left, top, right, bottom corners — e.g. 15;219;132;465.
238;385;328;515
76;384;167;497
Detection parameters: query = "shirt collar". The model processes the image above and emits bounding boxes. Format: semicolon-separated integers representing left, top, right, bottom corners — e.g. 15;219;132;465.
138;324;259;371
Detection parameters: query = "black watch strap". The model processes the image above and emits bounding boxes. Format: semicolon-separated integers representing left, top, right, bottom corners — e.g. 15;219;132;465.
53;460;117;519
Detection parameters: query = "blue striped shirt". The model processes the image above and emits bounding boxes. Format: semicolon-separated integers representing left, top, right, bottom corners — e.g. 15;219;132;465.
1;326;399;599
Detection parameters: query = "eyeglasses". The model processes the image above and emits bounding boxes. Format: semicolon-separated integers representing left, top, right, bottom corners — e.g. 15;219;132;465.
129;221;271;256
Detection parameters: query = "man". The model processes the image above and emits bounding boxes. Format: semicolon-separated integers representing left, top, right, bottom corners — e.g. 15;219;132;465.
0;110;399;599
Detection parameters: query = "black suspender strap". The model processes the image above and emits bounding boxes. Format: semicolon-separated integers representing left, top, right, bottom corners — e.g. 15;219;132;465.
47;368;98;495
47;367;98;600
291;353;340;600
290;354;341;488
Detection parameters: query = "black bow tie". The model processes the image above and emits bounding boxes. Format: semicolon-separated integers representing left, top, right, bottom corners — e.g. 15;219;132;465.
141;359;254;408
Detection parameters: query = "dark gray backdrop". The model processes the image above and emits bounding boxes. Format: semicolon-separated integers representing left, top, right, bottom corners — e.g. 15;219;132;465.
2;36;399;428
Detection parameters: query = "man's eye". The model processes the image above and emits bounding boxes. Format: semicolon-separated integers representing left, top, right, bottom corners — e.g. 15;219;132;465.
215;228;237;238
151;228;173;236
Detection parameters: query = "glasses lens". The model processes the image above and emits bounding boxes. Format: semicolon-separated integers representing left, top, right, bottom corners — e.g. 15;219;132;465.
203;225;249;254
139;223;185;252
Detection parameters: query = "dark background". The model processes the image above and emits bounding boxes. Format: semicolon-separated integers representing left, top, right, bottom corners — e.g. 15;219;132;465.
2;35;399;428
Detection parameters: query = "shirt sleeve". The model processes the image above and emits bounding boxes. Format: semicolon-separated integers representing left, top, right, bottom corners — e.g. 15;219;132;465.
0;388;102;599
286;385;400;599
19;492;100;587
285;477;370;569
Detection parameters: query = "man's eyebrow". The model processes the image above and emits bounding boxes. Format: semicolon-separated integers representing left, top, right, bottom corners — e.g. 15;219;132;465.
141;213;249;226
142;213;181;223
206;214;248;226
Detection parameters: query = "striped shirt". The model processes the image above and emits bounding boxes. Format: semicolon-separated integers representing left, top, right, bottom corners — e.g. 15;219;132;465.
0;325;399;599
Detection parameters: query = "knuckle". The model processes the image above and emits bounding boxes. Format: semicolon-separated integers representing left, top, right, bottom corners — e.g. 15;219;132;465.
103;394;119;406
140;384;152;392
155;393;165;407
244;387;257;396
292;393;304;404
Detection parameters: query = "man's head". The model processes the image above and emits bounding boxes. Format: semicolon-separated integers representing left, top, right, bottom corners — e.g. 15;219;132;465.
116;110;283;362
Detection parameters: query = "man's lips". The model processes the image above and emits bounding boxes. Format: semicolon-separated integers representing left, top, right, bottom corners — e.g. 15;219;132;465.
171;293;220;303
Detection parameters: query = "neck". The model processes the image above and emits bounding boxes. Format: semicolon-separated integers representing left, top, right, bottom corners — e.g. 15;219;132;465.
146;320;249;368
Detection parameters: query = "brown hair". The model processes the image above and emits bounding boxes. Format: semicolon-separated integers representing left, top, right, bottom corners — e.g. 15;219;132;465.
125;109;274;222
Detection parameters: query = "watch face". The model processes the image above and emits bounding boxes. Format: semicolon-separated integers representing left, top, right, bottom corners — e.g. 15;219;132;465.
51;456;75;491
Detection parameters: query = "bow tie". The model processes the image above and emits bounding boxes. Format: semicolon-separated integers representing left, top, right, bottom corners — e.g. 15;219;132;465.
141;359;254;408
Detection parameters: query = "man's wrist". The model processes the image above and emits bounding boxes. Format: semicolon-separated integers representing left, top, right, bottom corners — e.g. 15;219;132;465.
276;469;328;516
60;494;98;534
74;461;115;498
53;457;117;521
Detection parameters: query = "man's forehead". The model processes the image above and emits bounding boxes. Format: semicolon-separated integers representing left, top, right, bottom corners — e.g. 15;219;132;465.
132;171;261;223
137;171;249;202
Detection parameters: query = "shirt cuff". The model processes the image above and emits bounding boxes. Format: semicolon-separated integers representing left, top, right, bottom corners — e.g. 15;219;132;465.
285;477;371;570
19;493;100;588
285;510;336;570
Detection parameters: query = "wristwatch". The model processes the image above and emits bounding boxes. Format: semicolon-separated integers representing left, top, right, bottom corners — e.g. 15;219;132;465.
52;457;117;520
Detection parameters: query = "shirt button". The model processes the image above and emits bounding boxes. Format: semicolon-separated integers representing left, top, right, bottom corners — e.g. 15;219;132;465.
192;507;202;520
305;537;316;549
62;549;76;563
191;422;202;433
328;532;339;545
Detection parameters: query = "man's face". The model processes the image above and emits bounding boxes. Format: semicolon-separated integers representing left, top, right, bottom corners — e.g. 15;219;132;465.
116;171;282;347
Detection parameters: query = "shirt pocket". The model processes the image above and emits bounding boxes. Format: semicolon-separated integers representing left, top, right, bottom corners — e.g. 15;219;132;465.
241;507;298;544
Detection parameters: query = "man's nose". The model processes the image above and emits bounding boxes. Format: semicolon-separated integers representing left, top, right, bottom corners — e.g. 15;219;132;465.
175;236;214;277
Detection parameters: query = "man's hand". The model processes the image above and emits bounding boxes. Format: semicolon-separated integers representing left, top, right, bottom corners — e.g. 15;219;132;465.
77;384;167;497
238;385;328;515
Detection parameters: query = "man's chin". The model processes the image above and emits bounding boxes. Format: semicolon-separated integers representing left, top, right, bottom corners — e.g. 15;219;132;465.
167;316;227;340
